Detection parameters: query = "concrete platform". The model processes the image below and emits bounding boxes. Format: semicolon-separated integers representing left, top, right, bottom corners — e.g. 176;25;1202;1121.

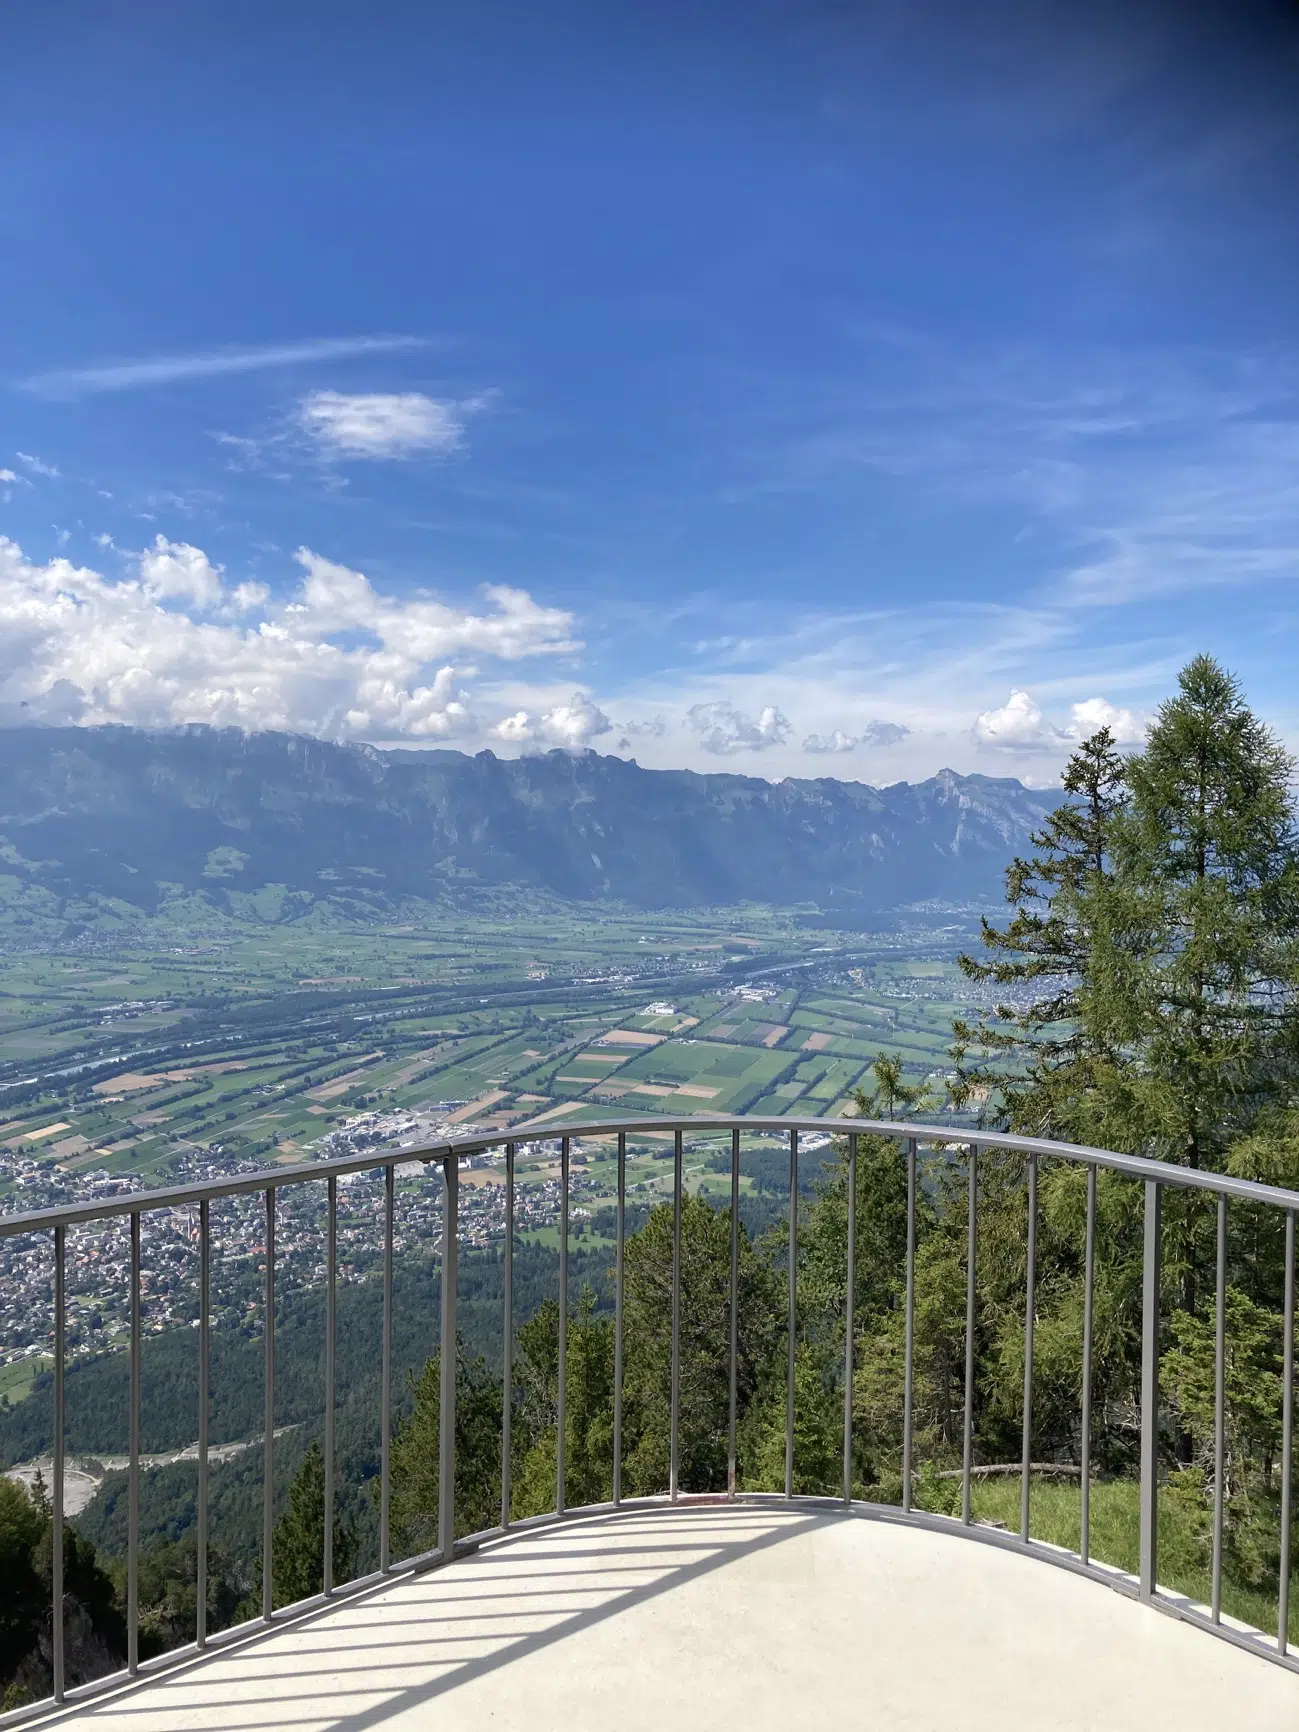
45;1505;1299;1731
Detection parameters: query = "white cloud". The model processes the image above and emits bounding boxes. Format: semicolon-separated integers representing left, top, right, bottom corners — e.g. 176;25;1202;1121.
0;535;577;742
973;689;1066;751
686;701;792;754
15;451;59;478
802;729;859;754
489;692;612;750
138;536;226;611
22;335;427;398
298;391;466;459
1067;696;1145;744
861;719;911;746
0;470;19;486
975;688;1147;753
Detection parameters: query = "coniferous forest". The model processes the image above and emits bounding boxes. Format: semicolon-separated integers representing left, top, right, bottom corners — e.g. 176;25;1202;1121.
5;656;1299;1705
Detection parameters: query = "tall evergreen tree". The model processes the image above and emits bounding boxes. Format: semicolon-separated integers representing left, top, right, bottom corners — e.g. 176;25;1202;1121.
1117;655;1299;1169
268;1443;357;1609
951;725;1131;1142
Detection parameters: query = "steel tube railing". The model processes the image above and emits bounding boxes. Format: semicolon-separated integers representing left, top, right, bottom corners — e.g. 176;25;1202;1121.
785;1129;797;1502
557;1136;569;1516
12;1109;1299;1732
323;1177;336;1598
197;1199;210;1645
1020;1153;1036;1544
727;1126;739;1497
51;1223;65;1706
613;1132;625;1509
380;1165;394;1571
1280;1210;1295;1653
127;1212;141;1673
670;1129;682;1502
1139;1179;1161;1601
1080;1164;1096;1567
502;1143;515;1529
842;1132;856;1507
439;1152;458;1560
1211;1192;1226;1621
902;1136;916;1514
962;1147;978;1526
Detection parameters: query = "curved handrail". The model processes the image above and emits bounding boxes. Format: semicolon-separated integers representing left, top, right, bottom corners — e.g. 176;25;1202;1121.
3;1108;1298;1724
5;1112;1299;1237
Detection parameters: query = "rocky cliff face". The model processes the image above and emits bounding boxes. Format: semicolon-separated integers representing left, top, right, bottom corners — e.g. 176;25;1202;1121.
0;726;1053;916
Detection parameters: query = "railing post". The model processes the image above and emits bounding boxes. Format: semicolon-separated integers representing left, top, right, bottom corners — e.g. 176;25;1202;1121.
843;1133;857;1506
557;1136;569;1515
728;1127;740;1497
613;1133;625;1509
323;1177;336;1596
1020;1153;1037;1544
1139;1178;1161;1601
1211;1193;1225;1622
1279;1209;1295;1653
263;1188;275;1622
380;1165;394;1572
962;1146;978;1526
440;1152;458;1561
197;1199;210;1645
902;1137;916;1514
52;1224;65;1706
502;1143;514;1529
1080;1165;1096;1566
128;1210;141;1673
786;1128;798;1501
670;1128;682;1502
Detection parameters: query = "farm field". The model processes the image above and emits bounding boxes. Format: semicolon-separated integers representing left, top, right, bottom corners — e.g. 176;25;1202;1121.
0;901;1006;1231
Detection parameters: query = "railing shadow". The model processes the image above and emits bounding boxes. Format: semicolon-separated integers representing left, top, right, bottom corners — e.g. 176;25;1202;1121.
63;1506;826;1732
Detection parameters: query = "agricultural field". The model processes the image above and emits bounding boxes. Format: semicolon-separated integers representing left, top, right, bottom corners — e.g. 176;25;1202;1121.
0;903;1004;1228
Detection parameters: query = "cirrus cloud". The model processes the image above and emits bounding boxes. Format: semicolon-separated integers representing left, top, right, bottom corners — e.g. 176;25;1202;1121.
298;391;469;459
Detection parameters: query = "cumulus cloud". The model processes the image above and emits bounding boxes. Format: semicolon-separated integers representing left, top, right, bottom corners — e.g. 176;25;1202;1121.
138;536;227;610
974;689;1146;752
298;391;467;459
972;690;1065;751
1067;697;1145;745
0;535;577;741
802;729;859;754
489;692;612;750
686;701;792;754
862;719;910;747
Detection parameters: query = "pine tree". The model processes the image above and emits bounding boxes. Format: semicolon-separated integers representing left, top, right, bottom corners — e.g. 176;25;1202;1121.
1118;656;1299;1169
950;725;1131;1141
269;1443;356;1609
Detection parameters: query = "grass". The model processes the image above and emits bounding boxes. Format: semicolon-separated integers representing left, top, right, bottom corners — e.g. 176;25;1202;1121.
918;1476;1299;1646
0;1356;49;1407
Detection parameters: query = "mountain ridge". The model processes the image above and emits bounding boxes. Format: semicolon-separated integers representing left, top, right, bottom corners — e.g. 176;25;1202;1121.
0;725;1054;922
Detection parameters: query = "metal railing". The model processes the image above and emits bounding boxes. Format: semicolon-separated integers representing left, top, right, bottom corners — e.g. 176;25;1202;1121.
3;1112;1299;1723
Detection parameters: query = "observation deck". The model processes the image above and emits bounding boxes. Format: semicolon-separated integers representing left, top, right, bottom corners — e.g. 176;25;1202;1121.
41;1504;1299;1731
5;1113;1299;1728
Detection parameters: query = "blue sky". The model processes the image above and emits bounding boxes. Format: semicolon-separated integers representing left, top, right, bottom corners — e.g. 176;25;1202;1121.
2;0;1298;782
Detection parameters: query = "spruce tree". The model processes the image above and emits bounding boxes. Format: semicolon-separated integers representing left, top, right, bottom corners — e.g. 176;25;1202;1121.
269;1443;356;1609
951;725;1130;1141
1118;655;1299;1169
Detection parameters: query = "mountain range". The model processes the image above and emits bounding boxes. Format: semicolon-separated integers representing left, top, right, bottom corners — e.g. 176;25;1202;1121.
0;726;1054;925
